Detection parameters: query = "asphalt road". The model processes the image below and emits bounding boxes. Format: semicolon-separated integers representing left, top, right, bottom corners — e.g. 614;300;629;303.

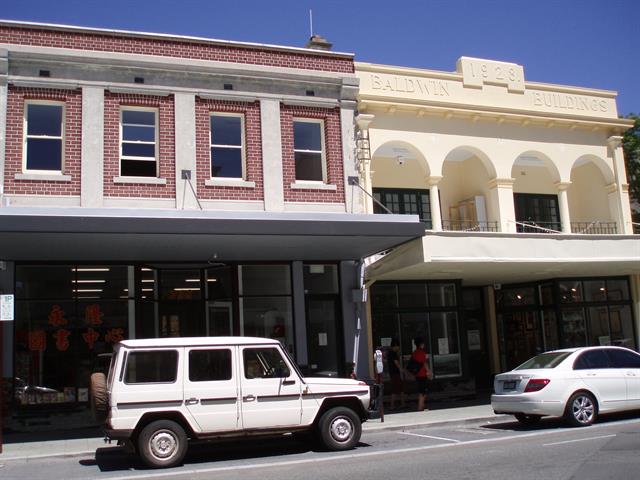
3;413;640;480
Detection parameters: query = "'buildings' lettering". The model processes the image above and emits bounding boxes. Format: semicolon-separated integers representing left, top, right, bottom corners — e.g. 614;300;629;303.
533;92;608;113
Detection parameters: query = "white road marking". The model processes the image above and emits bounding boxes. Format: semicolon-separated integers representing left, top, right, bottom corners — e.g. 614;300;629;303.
397;431;461;443
543;434;616;447
456;428;497;435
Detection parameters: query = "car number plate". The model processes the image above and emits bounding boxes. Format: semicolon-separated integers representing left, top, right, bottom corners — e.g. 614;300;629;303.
503;381;517;390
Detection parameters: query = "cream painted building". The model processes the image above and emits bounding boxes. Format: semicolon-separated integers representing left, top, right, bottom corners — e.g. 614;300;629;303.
355;58;640;394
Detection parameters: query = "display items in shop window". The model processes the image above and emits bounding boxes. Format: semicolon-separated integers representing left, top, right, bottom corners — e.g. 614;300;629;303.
82;327;100;349
53;328;71;351
84;303;104;326
28;329;47;351
48;304;68;327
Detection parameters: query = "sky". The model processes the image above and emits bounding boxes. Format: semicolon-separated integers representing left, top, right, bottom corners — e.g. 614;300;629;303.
3;0;639;115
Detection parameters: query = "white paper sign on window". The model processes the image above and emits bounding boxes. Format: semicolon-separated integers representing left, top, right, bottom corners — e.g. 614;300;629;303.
438;337;449;355
1;294;14;321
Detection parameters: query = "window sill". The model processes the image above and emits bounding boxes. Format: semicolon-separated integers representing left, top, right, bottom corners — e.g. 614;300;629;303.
205;178;256;188
290;182;337;191
15;173;72;182
113;176;167;185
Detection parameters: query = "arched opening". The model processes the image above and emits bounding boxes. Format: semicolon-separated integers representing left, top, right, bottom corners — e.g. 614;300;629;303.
511;152;562;233
568;155;617;233
370;141;433;227
440;146;497;231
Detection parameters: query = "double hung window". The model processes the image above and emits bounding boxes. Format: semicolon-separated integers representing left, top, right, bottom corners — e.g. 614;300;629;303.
120;108;158;177
210;114;244;178
24;102;64;172
293;120;325;182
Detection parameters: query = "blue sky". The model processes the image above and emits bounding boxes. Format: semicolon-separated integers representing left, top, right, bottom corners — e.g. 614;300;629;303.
4;0;638;115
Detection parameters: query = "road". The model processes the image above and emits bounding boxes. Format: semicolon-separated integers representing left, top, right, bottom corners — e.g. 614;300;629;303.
3;413;640;480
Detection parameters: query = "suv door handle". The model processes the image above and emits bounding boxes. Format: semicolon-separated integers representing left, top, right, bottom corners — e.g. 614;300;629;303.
626;372;637;376
185;398;199;405
585;373;597;377
243;395;256;402
282;380;296;386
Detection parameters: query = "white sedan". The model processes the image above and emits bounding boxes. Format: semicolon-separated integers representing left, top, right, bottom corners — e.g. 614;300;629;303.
491;346;640;426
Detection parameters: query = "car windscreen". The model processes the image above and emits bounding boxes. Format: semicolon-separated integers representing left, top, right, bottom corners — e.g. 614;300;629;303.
515;351;572;370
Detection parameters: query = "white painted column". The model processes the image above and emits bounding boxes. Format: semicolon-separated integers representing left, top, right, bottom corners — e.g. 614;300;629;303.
174;92;198;210
0;49;10;207
340;105;359;213
355;114;374;214
81;87;105;208
427;175;443;231
555;181;572;233
261;99;284;212
608;136;634;234
488;178;517;233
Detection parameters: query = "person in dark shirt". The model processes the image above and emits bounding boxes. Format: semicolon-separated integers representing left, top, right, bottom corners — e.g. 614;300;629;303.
386;339;405;410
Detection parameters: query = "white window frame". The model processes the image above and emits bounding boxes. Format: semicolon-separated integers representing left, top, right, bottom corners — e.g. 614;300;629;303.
22;100;65;174
293;118;327;183
209;112;246;180
119;106;159;178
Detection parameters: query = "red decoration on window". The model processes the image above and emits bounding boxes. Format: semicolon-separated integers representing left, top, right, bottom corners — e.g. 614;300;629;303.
48;305;68;327
82;328;100;350
105;328;124;344
28;330;47;352
53;329;71;351
84;304;104;326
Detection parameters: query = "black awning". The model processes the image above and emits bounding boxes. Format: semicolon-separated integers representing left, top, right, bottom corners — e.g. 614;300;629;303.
0;208;424;262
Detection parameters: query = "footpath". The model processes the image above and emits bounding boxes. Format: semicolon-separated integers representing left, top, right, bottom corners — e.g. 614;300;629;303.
0;403;506;462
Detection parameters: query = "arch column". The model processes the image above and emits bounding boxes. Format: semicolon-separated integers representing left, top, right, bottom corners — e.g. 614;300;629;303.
356;114;375;214
555;181;572;233
427;175;443;231
488;178;516;233
608;136;633;234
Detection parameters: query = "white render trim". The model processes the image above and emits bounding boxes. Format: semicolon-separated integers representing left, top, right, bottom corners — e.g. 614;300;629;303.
103;196;174;209
0;79;9;203
173;92;198;210
290;181;337;191
4;194;81;207
199;199;265;211
205;178;256;188
10;79;80;90
198;93;259;103
282;98;340;108
0;20;355;58
81;86;104;207
108;87;171;97
284;202;346;213
14;172;72;182
260;99;284;212
113;176;167;185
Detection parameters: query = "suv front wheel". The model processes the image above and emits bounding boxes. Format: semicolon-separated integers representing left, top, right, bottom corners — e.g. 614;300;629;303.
138;420;188;468
317;407;362;451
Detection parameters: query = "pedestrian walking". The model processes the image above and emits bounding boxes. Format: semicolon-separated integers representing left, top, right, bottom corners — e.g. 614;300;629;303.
387;339;406;410
410;337;433;411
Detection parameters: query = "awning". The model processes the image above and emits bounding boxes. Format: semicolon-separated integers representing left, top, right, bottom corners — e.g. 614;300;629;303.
0;207;425;262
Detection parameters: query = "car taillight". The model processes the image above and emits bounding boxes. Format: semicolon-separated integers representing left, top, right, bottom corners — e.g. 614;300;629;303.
524;378;550;392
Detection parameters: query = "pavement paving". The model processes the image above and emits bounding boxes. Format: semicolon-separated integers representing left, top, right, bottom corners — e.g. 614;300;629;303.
0;402;505;462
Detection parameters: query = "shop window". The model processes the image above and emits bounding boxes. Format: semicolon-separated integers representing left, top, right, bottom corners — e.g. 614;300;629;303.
189;349;232;382
24;102;64;172
125;350;178;383
160;269;202;300
239;265;291;296
373;188;432;228
371;284;398;309
559;281;583;303
120;108;158;177
303;264;339;295
498;287;536;307
540;284;555;305
210;113;244;178
293;119;325;182
398;284;427;308
609;305;635;348
584;280;607;302
428;283;457;307
429;312;461;377
606;279;630;301
561;308;587;347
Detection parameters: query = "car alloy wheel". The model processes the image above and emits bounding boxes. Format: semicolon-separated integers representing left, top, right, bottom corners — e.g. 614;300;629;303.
566;392;597;427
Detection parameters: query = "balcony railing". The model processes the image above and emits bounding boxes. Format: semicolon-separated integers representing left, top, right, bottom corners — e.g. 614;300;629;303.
570;222;618;234
442;220;499;232
515;221;561;233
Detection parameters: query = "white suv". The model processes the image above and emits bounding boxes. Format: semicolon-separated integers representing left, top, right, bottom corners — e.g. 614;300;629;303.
90;337;375;468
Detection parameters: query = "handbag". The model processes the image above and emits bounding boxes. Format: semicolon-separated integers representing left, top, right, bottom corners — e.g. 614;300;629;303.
406;356;421;375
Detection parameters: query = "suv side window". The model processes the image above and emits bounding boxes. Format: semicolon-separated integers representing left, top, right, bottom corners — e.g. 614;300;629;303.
605;349;640;369
573;350;611;370
189;349;232;382
243;347;290;379
125;350;178;383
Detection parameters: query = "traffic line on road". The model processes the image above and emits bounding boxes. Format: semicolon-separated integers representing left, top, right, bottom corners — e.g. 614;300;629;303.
455;428;497;435
397;432;461;443
543;434;616;447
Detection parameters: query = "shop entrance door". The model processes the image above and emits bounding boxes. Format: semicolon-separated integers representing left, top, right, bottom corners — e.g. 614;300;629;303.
500;311;544;370
306;297;341;377
159;302;205;337
207;301;233;336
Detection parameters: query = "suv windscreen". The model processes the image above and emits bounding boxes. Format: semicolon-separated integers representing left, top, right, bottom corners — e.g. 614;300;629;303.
125;350;178;383
515;351;571;370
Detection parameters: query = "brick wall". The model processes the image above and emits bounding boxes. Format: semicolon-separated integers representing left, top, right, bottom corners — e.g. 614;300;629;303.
4;86;82;196
103;92;176;198
195;98;263;201
0;26;354;73
281;105;345;203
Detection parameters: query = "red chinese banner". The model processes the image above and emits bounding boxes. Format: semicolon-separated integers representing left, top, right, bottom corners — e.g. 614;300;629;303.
53;329;71;351
28;330;46;352
82;328;100;350
84;304;104;326
48;305;68;327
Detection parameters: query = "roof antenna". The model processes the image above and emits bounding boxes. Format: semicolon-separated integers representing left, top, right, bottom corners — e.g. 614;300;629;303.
309;9;313;37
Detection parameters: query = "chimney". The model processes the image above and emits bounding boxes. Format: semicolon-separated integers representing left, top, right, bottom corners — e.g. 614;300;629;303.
306;34;332;51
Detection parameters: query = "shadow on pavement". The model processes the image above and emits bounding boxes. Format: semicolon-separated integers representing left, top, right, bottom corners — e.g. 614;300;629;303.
481;409;640;432
2;426;102;444
80;436;372;473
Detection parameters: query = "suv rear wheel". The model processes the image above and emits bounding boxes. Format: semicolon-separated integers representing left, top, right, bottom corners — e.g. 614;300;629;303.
138;420;188;468
317;407;361;451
